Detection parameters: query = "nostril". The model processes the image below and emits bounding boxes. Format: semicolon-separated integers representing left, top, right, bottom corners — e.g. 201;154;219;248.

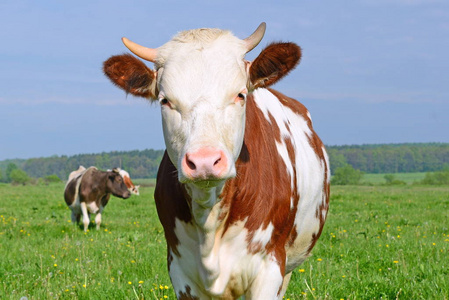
186;156;196;170
214;157;221;166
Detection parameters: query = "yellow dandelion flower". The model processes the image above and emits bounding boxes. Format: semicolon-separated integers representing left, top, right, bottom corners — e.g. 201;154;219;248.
128;281;132;285
83;284;86;288
165;285;169;289
393;261;399;264
54;264;57;267
131;260;136;263
299;269;305;273
139;281;144;284
317;258;322;262
160;284;164;289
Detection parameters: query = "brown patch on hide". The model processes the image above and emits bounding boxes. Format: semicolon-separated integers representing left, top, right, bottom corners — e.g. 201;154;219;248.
220;94;297;275
178;285;199;300
154;152;192;256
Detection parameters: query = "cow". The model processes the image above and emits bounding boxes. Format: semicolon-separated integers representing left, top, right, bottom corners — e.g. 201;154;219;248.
118;168;140;195
103;22;330;299
64;167;131;232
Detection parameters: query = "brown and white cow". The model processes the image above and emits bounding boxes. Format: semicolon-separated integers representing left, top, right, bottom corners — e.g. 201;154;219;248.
103;23;330;299
64;167;131;232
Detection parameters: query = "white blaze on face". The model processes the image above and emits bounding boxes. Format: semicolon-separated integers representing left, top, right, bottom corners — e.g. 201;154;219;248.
155;29;249;183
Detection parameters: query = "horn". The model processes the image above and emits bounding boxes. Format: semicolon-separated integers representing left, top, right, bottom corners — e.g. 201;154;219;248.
122;37;158;62
243;22;266;53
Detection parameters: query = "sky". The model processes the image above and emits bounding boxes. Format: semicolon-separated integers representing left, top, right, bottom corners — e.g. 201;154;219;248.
1;0;448;160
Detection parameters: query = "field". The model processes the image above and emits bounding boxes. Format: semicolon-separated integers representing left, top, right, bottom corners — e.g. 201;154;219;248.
362;172;427;185
1;182;448;299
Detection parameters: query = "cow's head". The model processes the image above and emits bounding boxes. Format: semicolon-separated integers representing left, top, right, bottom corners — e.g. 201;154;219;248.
130;185;140;196
107;169;131;199
103;23;301;188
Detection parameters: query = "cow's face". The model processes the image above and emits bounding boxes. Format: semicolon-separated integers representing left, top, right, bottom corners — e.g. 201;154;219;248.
103;23;301;187
156;32;250;185
107;171;131;199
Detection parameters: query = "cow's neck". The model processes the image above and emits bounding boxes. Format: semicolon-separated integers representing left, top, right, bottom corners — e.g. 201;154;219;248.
184;182;226;229
184;182;229;256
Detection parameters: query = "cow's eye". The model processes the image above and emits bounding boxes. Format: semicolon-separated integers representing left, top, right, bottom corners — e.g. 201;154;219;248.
237;93;246;101
235;92;247;106
160;98;169;105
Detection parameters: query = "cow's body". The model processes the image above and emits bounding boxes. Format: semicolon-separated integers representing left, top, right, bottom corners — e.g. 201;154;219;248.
155;89;329;299
118;168;140;195
64;167;131;231
104;23;329;299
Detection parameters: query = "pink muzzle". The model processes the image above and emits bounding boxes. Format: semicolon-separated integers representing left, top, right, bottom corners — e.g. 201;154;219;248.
181;147;228;181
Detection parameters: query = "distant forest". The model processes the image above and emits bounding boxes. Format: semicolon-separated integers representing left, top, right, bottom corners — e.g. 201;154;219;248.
327;143;449;174
0;143;448;180
0;149;164;180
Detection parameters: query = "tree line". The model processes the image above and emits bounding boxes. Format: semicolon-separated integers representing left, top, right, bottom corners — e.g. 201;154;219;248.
0;149;164;182
0;143;448;182
327;143;449;174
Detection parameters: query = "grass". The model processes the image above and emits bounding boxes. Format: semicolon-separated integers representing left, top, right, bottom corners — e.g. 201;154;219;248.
1;182;448;299
0;183;172;299
362;172;427;185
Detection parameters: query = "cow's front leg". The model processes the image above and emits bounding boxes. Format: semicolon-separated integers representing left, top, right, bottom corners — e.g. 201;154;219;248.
80;202;90;232
246;259;284;300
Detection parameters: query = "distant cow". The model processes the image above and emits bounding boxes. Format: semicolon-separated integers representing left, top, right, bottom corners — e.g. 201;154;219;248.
115;168;140;195
64;167;131;231
103;23;329;299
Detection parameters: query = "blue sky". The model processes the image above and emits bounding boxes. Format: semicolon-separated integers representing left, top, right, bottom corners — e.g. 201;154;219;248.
1;0;448;160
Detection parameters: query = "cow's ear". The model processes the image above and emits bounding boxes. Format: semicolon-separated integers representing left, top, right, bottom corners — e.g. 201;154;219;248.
103;54;157;99
249;42;301;89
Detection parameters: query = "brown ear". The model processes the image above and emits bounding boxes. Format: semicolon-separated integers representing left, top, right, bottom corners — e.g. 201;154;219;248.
103;54;157;99
249;42;301;89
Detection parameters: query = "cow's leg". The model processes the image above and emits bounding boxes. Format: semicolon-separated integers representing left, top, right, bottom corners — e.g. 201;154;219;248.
278;271;292;299
246;260;284;300
169;254;207;299
80;202;90;232
95;212;102;230
71;210;78;224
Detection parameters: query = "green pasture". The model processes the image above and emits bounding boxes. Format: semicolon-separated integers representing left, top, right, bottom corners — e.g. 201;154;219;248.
0;182;448;299
362;172;427;185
